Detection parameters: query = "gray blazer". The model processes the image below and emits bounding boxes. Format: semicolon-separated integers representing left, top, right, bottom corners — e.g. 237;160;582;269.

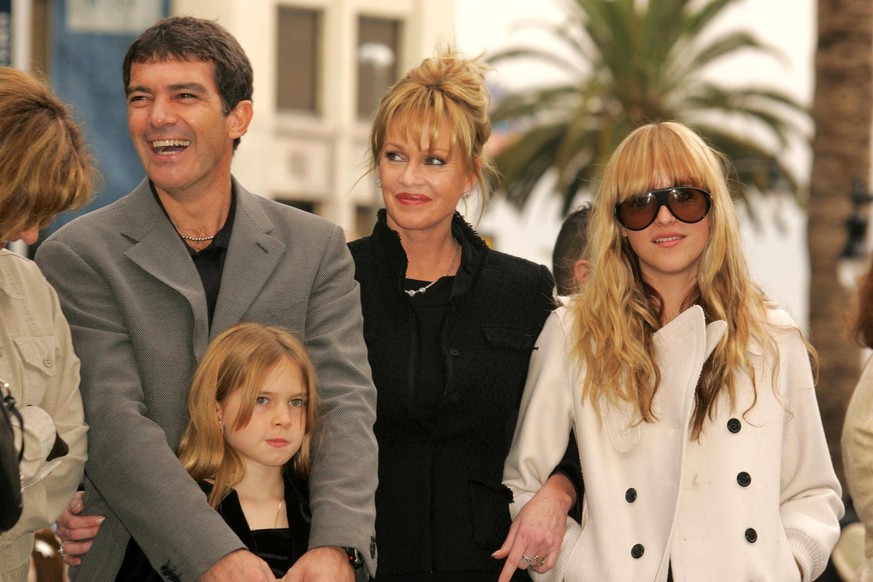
35;178;378;581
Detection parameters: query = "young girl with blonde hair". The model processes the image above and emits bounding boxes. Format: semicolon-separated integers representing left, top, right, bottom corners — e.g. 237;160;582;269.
117;322;319;580
502;121;842;581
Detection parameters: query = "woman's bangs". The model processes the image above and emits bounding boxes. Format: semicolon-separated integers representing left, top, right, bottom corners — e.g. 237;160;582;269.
614;129;710;202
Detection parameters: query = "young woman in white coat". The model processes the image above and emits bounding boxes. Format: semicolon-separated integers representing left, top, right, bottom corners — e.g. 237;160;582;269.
501;121;843;582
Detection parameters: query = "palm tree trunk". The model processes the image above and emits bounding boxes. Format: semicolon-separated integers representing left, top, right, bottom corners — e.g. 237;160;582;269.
807;0;873;491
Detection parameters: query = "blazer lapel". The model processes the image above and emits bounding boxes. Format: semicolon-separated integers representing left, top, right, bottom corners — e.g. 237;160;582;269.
210;181;285;339
121;179;211;356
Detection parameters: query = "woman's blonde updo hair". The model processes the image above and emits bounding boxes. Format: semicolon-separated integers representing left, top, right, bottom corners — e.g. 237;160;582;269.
369;49;496;211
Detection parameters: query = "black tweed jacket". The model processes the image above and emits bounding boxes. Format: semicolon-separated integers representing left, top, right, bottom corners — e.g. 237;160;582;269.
349;211;556;579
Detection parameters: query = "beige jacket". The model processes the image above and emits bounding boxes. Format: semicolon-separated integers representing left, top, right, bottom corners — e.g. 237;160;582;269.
0;250;87;580
505;305;842;582
843;353;873;582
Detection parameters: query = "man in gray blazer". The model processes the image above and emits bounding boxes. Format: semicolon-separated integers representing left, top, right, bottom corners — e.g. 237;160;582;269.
35;16;377;582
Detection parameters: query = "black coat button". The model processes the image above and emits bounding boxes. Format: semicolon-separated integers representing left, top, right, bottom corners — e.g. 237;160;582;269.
448;392;461;403
737;472;751;487
745;528;758;543
631;544;645;558
448;348;460;356
727;418;742;433
625;488;637;503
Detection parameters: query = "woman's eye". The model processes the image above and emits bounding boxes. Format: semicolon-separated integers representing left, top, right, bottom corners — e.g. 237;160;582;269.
425;156;446;166
385;152;404;162
290;398;306;408
255;396;269;406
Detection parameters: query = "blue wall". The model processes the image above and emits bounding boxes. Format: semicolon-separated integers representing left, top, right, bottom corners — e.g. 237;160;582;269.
48;0;169;232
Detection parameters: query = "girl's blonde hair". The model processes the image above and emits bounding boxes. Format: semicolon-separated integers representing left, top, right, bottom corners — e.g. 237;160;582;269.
571;121;782;438
369;48;495;214
177;323;319;507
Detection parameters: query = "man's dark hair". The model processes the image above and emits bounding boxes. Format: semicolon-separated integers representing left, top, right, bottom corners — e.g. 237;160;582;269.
123;16;253;149
552;203;592;296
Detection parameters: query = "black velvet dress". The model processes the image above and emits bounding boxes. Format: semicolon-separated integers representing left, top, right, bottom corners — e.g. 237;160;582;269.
115;473;310;580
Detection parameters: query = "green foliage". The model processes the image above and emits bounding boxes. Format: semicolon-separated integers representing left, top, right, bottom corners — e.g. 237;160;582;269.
488;0;808;214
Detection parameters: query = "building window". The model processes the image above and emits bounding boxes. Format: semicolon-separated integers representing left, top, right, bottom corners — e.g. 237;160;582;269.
356;16;400;119
276;6;320;114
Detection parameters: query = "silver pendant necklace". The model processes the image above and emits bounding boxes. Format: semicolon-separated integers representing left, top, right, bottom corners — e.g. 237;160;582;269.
405;239;460;297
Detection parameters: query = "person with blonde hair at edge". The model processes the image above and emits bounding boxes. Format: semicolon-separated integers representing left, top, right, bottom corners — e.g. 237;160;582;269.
840;252;873;582
501;121;843;581
0;66;94;581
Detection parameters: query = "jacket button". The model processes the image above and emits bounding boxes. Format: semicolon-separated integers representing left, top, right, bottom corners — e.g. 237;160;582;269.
631;544;645;558
727;418;741;433
625;488;637;503
449;392;461;403
745;528;757;543
737;472;751;487
448;348;460;356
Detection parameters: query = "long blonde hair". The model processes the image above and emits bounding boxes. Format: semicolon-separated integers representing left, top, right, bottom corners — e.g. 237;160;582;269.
570;121;778;438
369;48;495;213
177;323;320;507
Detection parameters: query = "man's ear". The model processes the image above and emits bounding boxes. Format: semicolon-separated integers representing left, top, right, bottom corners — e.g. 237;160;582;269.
227;99;253;141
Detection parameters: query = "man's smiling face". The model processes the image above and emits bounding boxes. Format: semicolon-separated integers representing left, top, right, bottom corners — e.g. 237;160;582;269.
126;58;249;199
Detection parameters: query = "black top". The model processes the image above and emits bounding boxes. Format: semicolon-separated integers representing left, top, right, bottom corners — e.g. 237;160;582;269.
405;276;453;417
150;182;236;326
349;210;561;580
115;473;310;580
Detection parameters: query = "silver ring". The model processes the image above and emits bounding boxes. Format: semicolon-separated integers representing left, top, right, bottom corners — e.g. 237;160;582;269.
532;554;545;567
58;543;68;558
521;553;533;566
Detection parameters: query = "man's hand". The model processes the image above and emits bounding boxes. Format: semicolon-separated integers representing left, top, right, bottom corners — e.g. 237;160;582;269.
55;491;104;566
199;549;276;582
492;474;575;582
281;546;355;582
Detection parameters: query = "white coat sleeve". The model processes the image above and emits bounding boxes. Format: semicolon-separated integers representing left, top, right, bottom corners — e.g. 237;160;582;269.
777;326;844;581
503;310;581;581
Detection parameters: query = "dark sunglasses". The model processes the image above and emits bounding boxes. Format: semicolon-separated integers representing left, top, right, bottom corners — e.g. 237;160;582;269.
614;186;712;231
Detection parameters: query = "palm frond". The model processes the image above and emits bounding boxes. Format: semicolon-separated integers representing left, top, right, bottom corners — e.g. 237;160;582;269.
488;0;810;213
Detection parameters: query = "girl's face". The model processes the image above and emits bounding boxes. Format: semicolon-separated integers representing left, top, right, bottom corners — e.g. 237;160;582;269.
217;358;307;473
378;119;475;240
622;186;711;297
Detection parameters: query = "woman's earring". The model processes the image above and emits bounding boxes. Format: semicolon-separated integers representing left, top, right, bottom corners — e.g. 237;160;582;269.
376;178;382;188
462;191;471;200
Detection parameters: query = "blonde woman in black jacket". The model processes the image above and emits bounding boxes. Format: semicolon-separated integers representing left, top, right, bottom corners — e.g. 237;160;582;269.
349;50;580;581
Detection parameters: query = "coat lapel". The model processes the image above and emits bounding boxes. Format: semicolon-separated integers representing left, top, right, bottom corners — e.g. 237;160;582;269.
121;179;211;356
210;180;285;339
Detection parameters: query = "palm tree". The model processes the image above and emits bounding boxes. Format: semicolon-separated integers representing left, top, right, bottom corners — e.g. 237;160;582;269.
488;0;808;212
807;0;873;490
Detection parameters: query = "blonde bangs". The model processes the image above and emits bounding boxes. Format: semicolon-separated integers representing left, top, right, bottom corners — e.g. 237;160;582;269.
374;87;475;176
609;124;719;206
